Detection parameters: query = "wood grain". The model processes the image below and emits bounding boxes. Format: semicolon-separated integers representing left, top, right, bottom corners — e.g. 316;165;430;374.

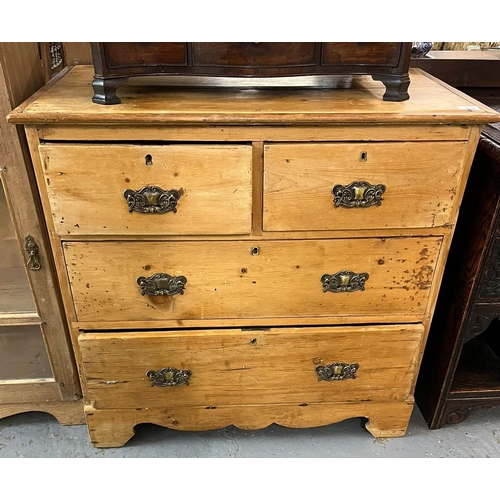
64;237;441;323
24;126;85;379
263;141;468;231
0;380;62;404
38;144;252;236
7;66;500;125
63;43;92;65
0;43;81;403
321;42;401;66
85;400;414;447
0;399;84;424
35;124;471;143
251;142;264;234
79;325;422;409
13;62;493;444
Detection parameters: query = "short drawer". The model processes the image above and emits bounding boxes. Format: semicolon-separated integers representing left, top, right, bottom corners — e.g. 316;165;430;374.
79;324;423;409
263;142;468;232
103;42;187;68
65;237;441;323
38;144;252;236
192;43;316;67
321;42;402;67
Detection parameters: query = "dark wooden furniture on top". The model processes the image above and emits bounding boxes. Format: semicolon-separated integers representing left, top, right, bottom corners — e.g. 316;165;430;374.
91;42;412;104
416;98;500;428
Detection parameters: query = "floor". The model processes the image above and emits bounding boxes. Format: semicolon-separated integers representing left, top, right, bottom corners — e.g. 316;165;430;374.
1;404;500;457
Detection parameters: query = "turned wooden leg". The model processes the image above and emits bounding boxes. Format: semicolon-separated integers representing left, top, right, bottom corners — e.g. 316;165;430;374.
92;77;128;105
372;73;410;102
364;401;414;438
85;405;136;448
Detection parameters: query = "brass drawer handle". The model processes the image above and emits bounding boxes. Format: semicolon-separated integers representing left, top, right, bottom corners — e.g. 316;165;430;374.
321;271;369;293
147;367;192;387
316;362;359;381
332;181;386;208
124;186;180;214
137;273;187;296
25;235;41;271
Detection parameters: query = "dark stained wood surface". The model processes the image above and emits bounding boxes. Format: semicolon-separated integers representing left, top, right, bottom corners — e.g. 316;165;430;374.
89;43;414;103
104;42;187;68
321;42;401;66
415;90;500;428
192;43;316;67
450;335;500;397
411;50;500;88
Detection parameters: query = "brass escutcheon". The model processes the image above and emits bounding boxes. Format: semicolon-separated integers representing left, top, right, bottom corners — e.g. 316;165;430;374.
332;181;386;208
25;235;41;271
321;271;369;293
124;186;180;214
146;367;192;387
316;362;359;381
137;273;187;296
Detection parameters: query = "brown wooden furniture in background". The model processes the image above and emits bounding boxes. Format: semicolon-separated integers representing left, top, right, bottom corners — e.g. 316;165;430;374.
412;52;500;428
9;65;498;447
416;112;500;428
0;43;83;423
91;42;412;104
38;42;93;83
411;50;500;95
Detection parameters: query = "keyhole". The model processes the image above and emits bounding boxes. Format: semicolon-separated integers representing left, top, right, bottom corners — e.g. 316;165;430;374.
250;338;257;346
360;152;368;162
251;246;259;256
145;154;153;166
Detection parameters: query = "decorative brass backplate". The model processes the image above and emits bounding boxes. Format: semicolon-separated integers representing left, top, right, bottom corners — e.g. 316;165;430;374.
316;362;359;381
137;273;187;296
25;235;41;271
332;181;386;208
321;271;369;292
124;186;180;214
146;367;192;387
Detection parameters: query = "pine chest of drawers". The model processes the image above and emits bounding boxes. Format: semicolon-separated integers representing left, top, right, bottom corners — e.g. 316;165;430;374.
8;65;499;447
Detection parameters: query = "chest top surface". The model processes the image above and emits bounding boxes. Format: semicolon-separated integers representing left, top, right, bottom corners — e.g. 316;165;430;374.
7;65;500;126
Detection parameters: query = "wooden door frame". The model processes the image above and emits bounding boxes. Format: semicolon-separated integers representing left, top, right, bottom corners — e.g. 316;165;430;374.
0;43;82;414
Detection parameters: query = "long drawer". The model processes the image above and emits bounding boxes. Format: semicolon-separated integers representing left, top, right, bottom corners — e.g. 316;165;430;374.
263;142;468;231
38;144;253;236
79;324;423;409
64;237;441;322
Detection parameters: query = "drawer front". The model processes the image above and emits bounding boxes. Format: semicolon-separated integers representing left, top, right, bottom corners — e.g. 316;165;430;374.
321;42;402;67
65;237;441;322
103;42;187;68
192;43;316;67
263;142;467;232
39;144;252;236
79;324;423;409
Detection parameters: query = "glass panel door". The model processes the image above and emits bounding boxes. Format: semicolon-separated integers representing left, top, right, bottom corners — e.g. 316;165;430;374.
0;325;52;380
0;178;36;315
0;177;52;381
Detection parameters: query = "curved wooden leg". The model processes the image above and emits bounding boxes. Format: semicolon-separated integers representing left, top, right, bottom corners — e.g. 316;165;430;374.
92;77;128;105
442;399;498;428
364;401;414;438
85;405;136;448
372;73;410;102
